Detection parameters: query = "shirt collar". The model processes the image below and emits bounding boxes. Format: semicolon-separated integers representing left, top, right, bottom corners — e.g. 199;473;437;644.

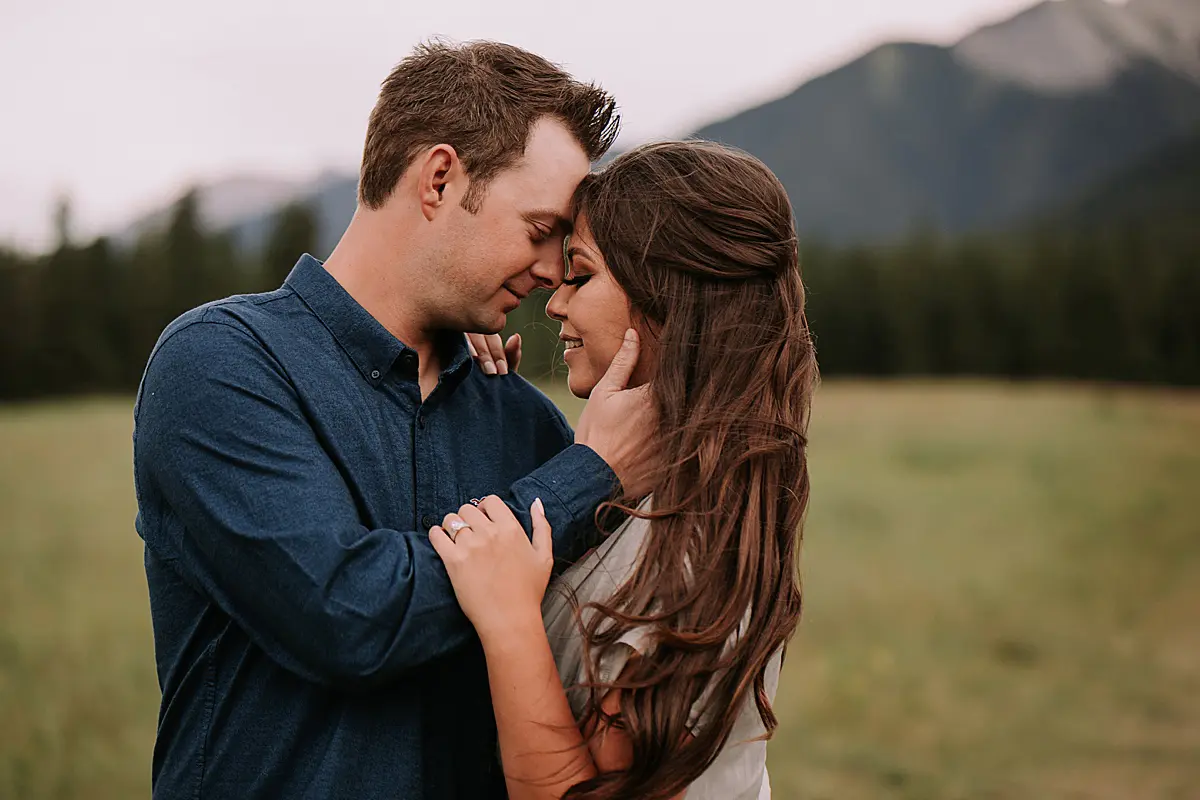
286;254;472;387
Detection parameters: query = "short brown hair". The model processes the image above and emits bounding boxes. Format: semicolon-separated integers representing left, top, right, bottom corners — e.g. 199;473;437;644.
359;40;620;212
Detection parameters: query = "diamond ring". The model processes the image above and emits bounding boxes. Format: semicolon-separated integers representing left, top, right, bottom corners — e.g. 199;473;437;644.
447;519;471;543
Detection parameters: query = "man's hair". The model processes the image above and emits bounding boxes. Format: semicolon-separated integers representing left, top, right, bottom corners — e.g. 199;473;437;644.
359;40;620;213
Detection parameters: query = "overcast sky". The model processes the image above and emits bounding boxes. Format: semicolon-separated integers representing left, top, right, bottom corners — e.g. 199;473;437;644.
1;0;1059;249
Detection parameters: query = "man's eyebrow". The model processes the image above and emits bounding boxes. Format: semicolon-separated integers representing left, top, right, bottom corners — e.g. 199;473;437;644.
522;209;573;233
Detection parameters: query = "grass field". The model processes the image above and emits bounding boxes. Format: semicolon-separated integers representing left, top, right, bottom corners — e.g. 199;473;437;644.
1;382;1198;799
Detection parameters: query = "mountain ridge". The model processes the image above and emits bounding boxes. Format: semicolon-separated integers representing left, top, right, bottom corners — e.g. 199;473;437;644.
955;0;1200;93
114;0;1200;250
693;41;1200;240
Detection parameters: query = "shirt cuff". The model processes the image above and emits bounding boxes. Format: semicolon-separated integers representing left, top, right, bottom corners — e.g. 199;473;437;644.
523;444;618;559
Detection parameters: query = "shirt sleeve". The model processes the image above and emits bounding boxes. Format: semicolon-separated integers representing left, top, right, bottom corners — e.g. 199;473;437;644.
519;386;617;565
594;629;720;734
580;516;740;735
133;318;615;690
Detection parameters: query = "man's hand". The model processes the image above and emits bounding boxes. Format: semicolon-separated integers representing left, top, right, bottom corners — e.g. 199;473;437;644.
574;329;657;497
466;333;521;376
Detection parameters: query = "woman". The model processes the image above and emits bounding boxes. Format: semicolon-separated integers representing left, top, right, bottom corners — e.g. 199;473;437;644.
429;141;817;799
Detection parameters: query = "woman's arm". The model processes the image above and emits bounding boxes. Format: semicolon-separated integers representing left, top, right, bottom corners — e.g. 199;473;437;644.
429;496;682;800
482;625;688;799
478;612;599;797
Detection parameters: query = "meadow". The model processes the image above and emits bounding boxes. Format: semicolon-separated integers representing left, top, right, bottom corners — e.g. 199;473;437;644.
1;382;1197;799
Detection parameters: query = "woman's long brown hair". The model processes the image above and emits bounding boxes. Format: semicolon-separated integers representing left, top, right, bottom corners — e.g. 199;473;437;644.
563;141;817;799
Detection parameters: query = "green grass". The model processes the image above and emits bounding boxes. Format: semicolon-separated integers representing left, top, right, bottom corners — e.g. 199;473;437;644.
1;383;1198;799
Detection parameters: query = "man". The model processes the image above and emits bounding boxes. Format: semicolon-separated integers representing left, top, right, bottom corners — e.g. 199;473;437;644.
133;41;651;799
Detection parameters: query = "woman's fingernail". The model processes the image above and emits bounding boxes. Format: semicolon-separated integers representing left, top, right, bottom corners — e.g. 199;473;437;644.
624;329;637;345
497;360;508;375
532;497;544;515
482;361;497;375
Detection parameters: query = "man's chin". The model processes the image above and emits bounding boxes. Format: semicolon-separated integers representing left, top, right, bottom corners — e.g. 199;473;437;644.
463;312;506;336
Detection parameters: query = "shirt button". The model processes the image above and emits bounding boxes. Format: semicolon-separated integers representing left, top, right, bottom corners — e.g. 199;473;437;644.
370;369;381;380
421;514;436;529
401;352;418;372
416;416;425;430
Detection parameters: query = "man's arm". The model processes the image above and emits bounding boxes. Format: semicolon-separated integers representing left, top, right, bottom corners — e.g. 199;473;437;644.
496;328;655;565
134;319;613;689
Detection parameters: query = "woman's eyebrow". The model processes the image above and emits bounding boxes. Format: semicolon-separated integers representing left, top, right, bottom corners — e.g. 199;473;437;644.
566;241;600;263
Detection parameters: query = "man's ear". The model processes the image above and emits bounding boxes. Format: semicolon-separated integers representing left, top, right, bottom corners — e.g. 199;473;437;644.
417;144;459;222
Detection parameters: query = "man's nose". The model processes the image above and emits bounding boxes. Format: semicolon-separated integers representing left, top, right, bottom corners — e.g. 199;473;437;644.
530;247;566;290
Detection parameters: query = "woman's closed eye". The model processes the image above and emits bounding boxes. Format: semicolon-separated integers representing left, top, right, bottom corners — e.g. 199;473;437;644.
563;240;594;286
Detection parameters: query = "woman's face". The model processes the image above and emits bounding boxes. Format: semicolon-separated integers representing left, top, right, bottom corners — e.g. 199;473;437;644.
545;215;644;398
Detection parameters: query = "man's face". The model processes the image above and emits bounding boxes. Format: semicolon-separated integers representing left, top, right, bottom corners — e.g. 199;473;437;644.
434;117;590;334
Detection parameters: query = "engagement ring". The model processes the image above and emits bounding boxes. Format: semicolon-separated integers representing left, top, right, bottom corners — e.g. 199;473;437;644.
447;519;471;542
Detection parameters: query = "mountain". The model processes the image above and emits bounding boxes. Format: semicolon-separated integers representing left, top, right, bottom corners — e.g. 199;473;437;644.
112;0;1200;248
116;171;358;258
691;0;1200;241
955;0;1200;93
1053;124;1200;224
117;175;314;245
223;173;356;258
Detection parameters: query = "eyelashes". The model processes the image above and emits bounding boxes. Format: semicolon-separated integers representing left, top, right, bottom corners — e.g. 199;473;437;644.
563;233;589;285
562;233;595;286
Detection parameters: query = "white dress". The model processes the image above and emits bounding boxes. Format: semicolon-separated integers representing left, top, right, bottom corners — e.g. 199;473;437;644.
541;506;781;799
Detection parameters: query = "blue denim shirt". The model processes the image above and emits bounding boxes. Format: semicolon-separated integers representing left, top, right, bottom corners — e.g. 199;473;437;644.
133;255;616;799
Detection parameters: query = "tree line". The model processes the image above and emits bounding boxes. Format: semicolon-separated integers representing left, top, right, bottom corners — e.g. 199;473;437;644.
0;192;1196;401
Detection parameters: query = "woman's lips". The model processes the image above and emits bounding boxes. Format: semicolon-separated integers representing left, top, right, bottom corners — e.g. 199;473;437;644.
561;337;583;357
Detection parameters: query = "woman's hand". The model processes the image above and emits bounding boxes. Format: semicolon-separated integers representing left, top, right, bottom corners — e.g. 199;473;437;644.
429;496;553;640
465;333;522;375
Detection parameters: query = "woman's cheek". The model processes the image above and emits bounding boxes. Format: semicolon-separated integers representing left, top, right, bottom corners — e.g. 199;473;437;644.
589;337;622;384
